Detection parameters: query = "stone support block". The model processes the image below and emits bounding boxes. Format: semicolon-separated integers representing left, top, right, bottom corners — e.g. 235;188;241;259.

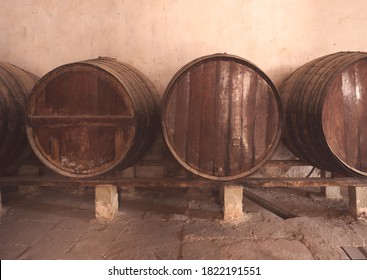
17;164;39;193
321;171;341;200
95;184;118;221
321;186;342;200
349;187;367;218
223;185;243;221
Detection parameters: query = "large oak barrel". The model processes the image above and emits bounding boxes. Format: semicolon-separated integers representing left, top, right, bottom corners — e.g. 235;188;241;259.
0;61;39;171
280;52;367;176
162;54;283;181
26;57;160;178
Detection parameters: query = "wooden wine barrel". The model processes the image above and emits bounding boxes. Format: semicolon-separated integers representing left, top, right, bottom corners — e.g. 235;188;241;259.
0;61;39;171
162;54;283;181
280;51;367;176
26;57;160;178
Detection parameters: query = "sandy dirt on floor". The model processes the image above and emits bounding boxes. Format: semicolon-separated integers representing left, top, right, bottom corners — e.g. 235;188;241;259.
0;185;366;259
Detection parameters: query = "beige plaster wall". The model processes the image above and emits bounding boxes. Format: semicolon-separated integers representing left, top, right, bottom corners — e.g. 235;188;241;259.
1;0;366;93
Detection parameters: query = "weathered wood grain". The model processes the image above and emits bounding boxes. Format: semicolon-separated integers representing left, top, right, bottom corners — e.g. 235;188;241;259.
162;54;282;181
280;52;367;177
1;176;367;188
199;61;217;173
26;58;160;178
0;62;39;172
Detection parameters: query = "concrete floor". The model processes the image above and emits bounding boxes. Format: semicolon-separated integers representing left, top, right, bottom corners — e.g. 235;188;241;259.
0;185;366;260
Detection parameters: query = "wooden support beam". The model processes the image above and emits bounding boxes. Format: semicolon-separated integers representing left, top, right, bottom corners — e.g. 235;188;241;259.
242;178;367;188
0;176;217;188
243;188;297;219
1;176;367;188
342;246;367;260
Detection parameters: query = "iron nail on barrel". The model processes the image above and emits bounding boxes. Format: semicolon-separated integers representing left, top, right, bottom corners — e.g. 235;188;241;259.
161;53;283;181
26;57;160;178
280;51;367;177
0;61;39;172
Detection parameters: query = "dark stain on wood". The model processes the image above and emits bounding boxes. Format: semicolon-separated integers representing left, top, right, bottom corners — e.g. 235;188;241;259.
162;54;283;181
